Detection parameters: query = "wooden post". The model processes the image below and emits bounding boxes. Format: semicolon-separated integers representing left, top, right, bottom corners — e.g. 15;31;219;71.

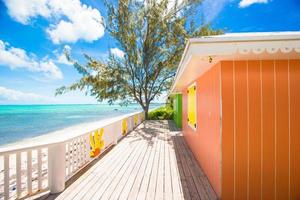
4;154;9;200
48;142;66;193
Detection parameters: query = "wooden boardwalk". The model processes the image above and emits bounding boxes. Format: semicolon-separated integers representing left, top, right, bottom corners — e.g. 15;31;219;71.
52;120;218;200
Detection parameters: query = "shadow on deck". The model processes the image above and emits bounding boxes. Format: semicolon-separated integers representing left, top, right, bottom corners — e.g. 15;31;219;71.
43;120;218;200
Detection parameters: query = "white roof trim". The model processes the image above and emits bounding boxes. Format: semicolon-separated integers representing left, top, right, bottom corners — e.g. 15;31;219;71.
189;31;300;43
170;31;300;93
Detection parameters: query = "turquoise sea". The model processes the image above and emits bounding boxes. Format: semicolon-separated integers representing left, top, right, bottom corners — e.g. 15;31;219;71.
0;104;160;146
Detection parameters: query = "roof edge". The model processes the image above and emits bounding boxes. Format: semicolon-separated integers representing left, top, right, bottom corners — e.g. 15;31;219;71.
189;31;300;44
169;31;300;94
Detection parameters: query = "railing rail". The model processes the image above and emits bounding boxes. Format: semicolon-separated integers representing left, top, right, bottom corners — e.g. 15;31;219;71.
0;111;144;200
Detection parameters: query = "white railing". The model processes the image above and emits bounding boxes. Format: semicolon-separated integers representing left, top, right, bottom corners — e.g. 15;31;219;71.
0;111;144;200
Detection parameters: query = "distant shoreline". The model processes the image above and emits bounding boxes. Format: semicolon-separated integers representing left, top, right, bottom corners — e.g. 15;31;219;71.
0;111;141;151
0;104;162;148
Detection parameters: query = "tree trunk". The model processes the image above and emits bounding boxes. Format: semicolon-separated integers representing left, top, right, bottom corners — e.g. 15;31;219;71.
144;103;150;120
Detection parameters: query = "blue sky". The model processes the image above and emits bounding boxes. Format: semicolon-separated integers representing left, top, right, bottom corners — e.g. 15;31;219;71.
0;0;299;105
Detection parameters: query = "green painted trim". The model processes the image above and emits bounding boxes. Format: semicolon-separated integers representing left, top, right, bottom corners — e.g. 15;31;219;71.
172;93;182;128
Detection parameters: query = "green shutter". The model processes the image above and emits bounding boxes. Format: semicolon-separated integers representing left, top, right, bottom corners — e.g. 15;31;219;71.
172;93;182;128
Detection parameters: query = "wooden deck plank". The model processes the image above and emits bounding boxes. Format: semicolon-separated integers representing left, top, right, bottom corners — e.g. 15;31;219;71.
174;137;200;200
168;132;184;200
179;137;218;200
145;128;162;200
72;145;136;200
87;133;144;200
79;133;144;200
135;126;159;200
155;127;165;200
164;129;173;200
107;136;149;200
53;120;218;200
120;129;153;200
56;139;129;200
176;136;212;200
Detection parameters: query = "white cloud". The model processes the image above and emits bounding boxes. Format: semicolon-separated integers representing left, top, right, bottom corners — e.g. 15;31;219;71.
110;48;125;58
57;53;72;65
239;0;268;8
64;45;71;52
4;0;51;24
0;40;63;79
199;0;268;23
0;86;100;104
46;0;105;44
3;0;105;44
56;45;73;66
202;0;231;23
0;86;50;102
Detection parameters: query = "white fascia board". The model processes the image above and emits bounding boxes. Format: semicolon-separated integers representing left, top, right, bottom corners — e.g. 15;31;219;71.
170;32;300;94
189;31;300;43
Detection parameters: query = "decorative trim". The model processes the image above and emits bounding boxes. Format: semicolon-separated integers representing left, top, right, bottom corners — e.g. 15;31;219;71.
238;45;300;55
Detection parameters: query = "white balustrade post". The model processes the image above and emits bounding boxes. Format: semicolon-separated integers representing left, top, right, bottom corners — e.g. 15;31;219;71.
113;133;118;145
113;122;121;145
129;116;133;131
85;135;90;162
48;142;66;193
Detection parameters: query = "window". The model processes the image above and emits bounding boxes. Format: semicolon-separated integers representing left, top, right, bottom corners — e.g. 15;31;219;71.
187;83;197;130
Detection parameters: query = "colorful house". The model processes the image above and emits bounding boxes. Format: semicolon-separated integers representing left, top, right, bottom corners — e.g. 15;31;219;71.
170;32;300;200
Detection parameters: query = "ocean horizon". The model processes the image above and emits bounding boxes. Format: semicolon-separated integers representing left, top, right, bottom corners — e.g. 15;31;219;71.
0;103;161;146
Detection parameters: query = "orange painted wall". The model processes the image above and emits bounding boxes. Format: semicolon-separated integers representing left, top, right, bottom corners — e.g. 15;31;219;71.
181;63;222;196
181;59;300;199
289;60;300;200
220;61;234;199
221;59;300;200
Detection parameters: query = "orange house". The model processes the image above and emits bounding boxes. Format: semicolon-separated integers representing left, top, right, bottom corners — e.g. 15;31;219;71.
170;32;300;200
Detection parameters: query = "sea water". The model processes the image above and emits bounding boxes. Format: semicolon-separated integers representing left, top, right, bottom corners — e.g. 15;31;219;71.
0;104;160;146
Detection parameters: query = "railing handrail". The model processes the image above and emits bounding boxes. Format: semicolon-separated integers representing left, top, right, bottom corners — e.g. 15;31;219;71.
0;110;143;155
